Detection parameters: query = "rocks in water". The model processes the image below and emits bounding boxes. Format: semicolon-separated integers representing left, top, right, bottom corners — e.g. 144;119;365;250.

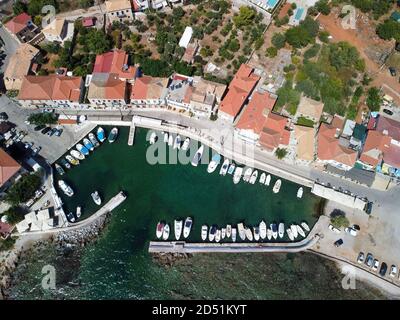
151;252;192;267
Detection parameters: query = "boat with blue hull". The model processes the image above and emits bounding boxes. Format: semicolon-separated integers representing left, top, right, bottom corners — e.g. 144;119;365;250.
97;127;106;143
83;138;94;152
108;127;119;143
76;143;89;156
89;133;100;148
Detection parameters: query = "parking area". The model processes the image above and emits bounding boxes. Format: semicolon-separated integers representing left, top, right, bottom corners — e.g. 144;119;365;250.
0;96;96;163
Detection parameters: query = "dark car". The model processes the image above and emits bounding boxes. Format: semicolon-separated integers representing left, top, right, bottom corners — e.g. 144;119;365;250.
0;112;8;121
365;202;373;215
379;262;388;277
389;67;397;76
48;128;57;136
383;109;393;116
365;253;374;267
55;128;63;137
334;239;344;247
34;124;46;131
41;127;51;134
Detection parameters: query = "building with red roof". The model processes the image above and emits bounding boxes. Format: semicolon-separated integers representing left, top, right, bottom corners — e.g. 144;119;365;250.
0;149;22;190
93;49;137;81
359;130;391;169
88;73;128;108
218;64;260;123
131;75;169;106
317;123;357;170
259;113;290;151
18;75;84;108
376;115;400;143
5;13;41;44
82;17;96;27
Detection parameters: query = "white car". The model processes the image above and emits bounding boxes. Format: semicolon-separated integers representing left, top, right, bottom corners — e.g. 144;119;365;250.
372;259;379;271
328;224;341;234
390;265;397;277
345;227;357;237
357;252;364;264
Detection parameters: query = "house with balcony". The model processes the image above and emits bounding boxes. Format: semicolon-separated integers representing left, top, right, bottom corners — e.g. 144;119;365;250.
42;17;74;45
105;0;134;23
4;12;43;44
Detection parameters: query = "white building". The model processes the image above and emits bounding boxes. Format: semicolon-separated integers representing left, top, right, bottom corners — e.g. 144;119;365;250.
179;26;193;49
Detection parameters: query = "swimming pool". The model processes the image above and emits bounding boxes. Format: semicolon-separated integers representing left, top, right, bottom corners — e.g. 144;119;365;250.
266;0;279;9
294;7;305;21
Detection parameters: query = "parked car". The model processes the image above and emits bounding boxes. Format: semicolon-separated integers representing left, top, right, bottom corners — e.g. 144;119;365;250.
329;224;341;233
365;253;374;268
0;112;8;121
379;263;388;277
389;67;397;76
34;124;46;131
48;128;57;136
55;128;63;137
383;109;394;116
357;252;364;264
345;227;358;237
352;224;360;231
334;239;343;247
365;202;373;215
372;259;379;271
390;265;397;277
32;146;41;156
41;127;51;135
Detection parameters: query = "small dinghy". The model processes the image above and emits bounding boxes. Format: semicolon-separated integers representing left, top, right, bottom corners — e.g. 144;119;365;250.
301;222;310;232
156;222;165;239
162;224;170;240
201;225;208;241
259;173;266;184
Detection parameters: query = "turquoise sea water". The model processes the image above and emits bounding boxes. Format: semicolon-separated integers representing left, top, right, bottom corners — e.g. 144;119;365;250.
8;127;328;299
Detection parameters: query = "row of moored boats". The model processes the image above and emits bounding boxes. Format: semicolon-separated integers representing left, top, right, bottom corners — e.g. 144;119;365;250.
156;217;193;241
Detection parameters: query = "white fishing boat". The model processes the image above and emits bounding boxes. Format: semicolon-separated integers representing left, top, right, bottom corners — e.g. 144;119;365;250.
149;131;157;145
219;159;230;176
89;133;100;148
243;168;253;182
259;220;267;240
164;132;169;143
273;179;282;193
301;222;310;232
209;225;217;242
233;167;243;184
71;150;84;160
91;191;102;205
55;163;65;176
156;222;165;239
191;145;204;167
291;224;298;238
215;229;221;243
162;223;170;240
66;212;75;223
174;220;183;240
181;137;190;151
249;170;258;184
237;223;246;241
58;180;74;197
297;225;306;238
83;138;94;152
173;135;181;149
253;227;260;241
297;187;304;199
245;227;253;241
278;223;285;239
183;217;192;239
265;174;271;186
232;228;237;242
201;225;208;241
259;173;266;184
226;225;232;238
266;228;273;240
66;155;79;166
271;223;278;240
168;134;174;147
76;206;81;219
227;163;236;175
287;228;294;241
97;127;106;143
207;153;221;173
108;127;118;143
221;228;226;239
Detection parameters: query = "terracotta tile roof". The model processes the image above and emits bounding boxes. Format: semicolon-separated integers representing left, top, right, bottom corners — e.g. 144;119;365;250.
294;125;315;161
385;143;400;168
187;77;227;106
360;130;391;167
130;75;168;100
376;115;400;142
18;75;82;101
219;64;260;118
259;113;290;150
0;149;21;187
88;73;127;100
42;17;66;36
105;0;132;12
317;123;357;167
82;17;96;27
93;50;136;80
331;114;345;131
235;92;276;134
5;13;32;34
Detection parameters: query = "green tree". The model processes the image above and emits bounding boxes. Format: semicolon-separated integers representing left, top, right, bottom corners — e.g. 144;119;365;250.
233;6;256;29
275;148;288;160
330;209;350;228
366;87;382;112
266;46;278;57
5;173;42;206
13;0;27;15
28;113;58;125
376;19;400;41
271;33;286;49
314;0;331;15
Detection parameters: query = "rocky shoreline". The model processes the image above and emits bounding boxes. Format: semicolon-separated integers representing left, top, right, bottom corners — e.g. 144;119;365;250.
0;213;111;299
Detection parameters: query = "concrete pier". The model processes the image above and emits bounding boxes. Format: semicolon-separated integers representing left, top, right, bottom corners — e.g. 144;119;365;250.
128;119;136;146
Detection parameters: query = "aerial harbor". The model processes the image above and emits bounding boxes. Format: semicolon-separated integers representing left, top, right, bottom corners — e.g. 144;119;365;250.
0;0;399;303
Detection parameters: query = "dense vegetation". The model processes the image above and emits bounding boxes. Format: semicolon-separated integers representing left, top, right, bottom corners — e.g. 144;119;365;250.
28;113;58;126
5;173;42;206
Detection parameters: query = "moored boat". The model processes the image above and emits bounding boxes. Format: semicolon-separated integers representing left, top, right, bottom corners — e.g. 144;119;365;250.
108;127;118;143
226;224;232;238
55;164;65;176
156;222;164;239
265;174;271;186
174;220;183;240
173;135;181;149
266;228;273;240
219;159;230;176
273;179;282;193
271;223;278;240
76;206;81;219
259;172;266;184
209;225;217;242
149;131;157;145
207;153;221;173
168;134;174;147
291;224;298;238
76;143;89;157
228;163;236;175
301;222;310;232
97;127;106;142
221;228;226;239
66;155;79;166
89;133;100;148
191;145;204;167
237;223;246;241
297;187;304;199
60;158;71;170
58;180;74;197
83;138;94;152
71;150;85;160
259;220;267;240
164;132;169;143
297;225;306;238
215;229;221;243
287;228;294;241
243;168;253;182
66;212;76;223
253;227;260;241
183;217;192;239
278;223;285;239
232;228;237;242
249;170;258;184
245;227;253;241
201;225;208;241
162;224;170;240
181;137;190;151
91;191;102;205
233;167;243;184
